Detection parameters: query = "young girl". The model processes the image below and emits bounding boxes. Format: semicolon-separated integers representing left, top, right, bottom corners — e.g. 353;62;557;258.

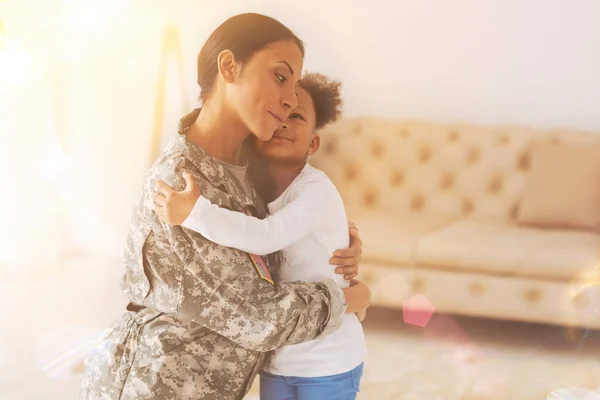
153;73;368;400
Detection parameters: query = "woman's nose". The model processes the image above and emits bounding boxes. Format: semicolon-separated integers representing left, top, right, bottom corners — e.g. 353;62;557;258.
281;87;298;110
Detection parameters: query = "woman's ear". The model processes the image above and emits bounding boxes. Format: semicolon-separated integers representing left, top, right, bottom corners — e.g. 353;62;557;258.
308;133;321;156
217;49;241;83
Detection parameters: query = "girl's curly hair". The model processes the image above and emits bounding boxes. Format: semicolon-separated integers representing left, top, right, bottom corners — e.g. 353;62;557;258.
299;72;343;130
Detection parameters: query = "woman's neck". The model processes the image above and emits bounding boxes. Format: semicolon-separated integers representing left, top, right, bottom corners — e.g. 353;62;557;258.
266;162;306;202
185;99;250;165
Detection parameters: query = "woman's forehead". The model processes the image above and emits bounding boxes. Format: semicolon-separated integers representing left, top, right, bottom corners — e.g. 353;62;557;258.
253;41;303;76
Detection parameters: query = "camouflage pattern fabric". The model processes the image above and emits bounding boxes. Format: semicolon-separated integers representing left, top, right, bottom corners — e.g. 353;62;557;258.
79;110;346;400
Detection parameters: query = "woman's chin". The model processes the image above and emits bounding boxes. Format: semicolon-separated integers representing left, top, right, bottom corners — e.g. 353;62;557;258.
254;131;274;142
255;122;278;141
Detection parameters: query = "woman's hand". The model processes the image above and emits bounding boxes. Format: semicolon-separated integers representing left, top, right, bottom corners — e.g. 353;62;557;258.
152;172;201;225
331;221;363;281
342;279;371;318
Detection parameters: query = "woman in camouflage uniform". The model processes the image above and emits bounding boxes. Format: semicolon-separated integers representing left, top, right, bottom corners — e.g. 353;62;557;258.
80;13;367;400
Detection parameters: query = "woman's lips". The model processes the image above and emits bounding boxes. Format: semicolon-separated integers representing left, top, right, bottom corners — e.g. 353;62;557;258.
269;112;285;127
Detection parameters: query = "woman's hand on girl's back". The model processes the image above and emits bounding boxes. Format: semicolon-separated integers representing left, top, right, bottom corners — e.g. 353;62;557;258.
331;222;363;280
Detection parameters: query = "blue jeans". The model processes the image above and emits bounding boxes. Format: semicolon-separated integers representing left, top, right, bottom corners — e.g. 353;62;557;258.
259;362;364;400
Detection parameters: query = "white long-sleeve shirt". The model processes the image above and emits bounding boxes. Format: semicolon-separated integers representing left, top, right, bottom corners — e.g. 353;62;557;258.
182;163;367;377
183;167;339;256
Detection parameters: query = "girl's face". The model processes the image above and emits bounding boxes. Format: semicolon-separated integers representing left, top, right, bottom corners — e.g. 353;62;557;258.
252;85;320;166
225;40;304;141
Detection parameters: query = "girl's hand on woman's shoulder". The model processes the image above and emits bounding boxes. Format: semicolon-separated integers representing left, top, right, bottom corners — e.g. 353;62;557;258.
152;172;201;225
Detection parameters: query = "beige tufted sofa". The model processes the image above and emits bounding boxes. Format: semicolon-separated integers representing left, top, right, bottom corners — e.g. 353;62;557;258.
311;117;600;329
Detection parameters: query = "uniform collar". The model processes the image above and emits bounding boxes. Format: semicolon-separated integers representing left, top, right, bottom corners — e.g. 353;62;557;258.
167;108;257;210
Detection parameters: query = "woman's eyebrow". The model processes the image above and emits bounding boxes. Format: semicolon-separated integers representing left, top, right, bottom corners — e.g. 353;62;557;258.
275;60;294;76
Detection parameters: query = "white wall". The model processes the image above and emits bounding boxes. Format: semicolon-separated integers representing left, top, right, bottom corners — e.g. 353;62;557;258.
174;0;600;131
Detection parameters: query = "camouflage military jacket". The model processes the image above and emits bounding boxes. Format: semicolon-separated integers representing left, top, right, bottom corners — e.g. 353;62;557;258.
80;114;346;400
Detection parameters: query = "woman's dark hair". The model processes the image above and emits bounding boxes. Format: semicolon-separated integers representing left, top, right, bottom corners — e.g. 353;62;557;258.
197;13;305;101
298;72;343;130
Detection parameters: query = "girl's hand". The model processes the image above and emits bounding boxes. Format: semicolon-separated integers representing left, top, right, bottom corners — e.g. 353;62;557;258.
152;172;201;225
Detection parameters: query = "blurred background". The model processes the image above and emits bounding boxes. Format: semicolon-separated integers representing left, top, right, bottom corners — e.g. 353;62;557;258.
1;1;600;399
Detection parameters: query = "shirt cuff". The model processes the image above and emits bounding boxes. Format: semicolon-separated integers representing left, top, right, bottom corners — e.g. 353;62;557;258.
181;195;211;231
316;279;347;338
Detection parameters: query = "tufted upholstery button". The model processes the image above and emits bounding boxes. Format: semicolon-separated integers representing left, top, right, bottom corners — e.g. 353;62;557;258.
497;133;510;145
345;164;359;181
448;130;460;143
352;124;362;135
469;282;485;297
391;170;404;187
462;198;474;215
550;136;560;144
412;277;426;292
371;141;384;158
323;140;336;155
517;151;530;172
399;129;410;138
439;172;455;191
361;270;375;286
573;291;588;310
523;288;543;304
410;194;425;212
419;146;432;164
510;203;519;219
364;190;378;208
487;174;504;195
467;147;481;165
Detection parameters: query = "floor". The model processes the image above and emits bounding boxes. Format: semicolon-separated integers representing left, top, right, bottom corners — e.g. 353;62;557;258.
1;256;600;400
354;308;600;399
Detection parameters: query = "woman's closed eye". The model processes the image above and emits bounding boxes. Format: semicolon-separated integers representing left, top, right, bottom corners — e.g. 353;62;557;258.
275;73;287;84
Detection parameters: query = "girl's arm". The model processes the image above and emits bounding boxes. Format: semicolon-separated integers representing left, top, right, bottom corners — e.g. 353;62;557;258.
153;172;335;255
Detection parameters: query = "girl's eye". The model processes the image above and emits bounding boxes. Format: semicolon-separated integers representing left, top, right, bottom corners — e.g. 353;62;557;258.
276;73;287;84
291;113;305;121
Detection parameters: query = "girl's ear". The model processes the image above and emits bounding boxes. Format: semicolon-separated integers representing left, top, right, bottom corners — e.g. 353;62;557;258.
308;133;321;157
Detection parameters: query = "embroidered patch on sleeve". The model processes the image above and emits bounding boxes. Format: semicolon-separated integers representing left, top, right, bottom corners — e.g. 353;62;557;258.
249;253;274;284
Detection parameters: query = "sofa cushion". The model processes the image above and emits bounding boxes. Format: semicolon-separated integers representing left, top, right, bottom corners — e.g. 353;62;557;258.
348;210;455;266
415;219;600;280
517;140;600;232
